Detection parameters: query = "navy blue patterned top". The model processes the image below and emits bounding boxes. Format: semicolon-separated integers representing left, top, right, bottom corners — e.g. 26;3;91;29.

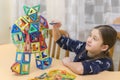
56;36;113;75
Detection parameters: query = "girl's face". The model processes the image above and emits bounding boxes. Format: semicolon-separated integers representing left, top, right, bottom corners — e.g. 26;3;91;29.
85;29;108;57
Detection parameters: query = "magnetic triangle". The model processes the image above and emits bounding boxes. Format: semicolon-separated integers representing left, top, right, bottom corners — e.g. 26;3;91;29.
23;5;30;15
23;16;32;22
35;52;41;59
40;41;47;51
28;8;36;15
41;52;47;58
11;62;21;74
32;22;40;30
29;13;37;21
29;24;38;33
42;28;48;38
32;4;40;12
40;16;49;29
11;24;21;33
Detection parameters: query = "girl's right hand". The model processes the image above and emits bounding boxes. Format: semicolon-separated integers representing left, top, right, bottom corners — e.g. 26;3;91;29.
52;22;62;42
52;22;61;29
62;57;71;67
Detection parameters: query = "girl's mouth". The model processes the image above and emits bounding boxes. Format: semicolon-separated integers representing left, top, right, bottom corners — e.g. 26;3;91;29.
86;43;91;47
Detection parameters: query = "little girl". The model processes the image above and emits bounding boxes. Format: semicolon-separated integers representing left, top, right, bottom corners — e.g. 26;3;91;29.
52;22;117;75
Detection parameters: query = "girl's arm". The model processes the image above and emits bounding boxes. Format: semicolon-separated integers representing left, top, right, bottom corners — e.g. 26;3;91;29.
52;22;85;52
62;57;84;75
52;22;62;42
62;57;113;75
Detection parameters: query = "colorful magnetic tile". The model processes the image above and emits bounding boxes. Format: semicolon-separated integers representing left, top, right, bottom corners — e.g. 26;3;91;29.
11;24;21;33
36;57;52;70
30;32;39;42
36;59;43;69
34;52;42;60
23;16;33;23
32;4;40;12
28;8;37;16
24;42;31;52
15;16;29;32
12;32;24;44
31;42;40;52
42;57;52;69
31;22;40;30
40;16;49;29
41;51;48;59
20;63;30;75
24;31;30;42
22;52;31;63
29;13;38;21
41;28;48;38
29;23;38;33
16;43;25;52
15;52;24;63
11;62;21;74
39;34;47;51
34;49;48;60
23;5;30;15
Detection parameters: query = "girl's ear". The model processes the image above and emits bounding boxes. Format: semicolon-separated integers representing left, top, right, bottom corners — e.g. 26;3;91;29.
101;45;109;51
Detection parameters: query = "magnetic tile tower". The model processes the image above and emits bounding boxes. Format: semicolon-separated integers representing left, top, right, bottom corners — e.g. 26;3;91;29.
11;4;52;75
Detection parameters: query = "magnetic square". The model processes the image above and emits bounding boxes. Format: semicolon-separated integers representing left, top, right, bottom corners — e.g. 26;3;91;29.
16;52;24;62
22;53;31;63
12;32;24;44
15;16;29;32
20;63;30;75
30;32;39;42
31;42;40;52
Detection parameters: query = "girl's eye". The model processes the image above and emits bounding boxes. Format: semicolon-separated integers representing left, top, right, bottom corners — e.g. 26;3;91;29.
93;37;98;41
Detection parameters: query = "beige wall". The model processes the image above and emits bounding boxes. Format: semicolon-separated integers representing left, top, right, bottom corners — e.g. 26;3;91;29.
46;0;65;29
0;0;12;44
0;0;65;44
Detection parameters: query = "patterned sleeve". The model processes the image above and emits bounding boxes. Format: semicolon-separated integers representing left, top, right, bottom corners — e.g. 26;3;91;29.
56;36;85;52
81;58;113;75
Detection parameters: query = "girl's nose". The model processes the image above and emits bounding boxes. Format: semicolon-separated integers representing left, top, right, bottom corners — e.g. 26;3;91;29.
87;37;92;43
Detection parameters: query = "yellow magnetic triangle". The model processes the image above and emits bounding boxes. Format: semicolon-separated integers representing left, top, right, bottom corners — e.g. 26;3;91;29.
23;16;33;23
11;62;21;74
28;8;37;15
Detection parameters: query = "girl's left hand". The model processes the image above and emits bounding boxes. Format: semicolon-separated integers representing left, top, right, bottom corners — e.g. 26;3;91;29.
62;57;71;67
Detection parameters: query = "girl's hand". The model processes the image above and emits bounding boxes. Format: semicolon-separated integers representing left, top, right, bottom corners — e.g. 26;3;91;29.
52;21;62;42
62;57;71;67
52;22;61;29
50;21;61;29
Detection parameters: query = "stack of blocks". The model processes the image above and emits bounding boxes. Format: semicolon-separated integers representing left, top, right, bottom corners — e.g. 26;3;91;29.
11;4;52;75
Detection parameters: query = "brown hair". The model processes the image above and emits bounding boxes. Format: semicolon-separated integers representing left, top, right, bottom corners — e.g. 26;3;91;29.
94;25;117;50
93;25;117;60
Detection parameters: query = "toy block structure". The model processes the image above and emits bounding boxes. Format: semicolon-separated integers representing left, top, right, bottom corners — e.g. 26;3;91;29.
11;4;52;75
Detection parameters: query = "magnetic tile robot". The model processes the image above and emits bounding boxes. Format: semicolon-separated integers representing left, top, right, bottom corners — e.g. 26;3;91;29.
11;4;52;75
